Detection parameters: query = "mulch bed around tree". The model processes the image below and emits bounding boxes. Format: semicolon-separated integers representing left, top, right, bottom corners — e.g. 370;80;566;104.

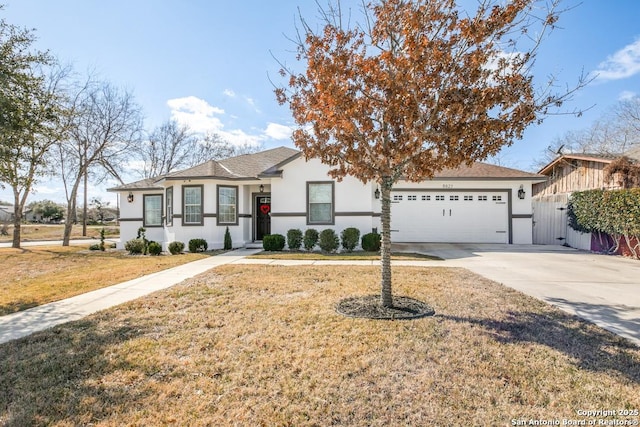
335;295;435;319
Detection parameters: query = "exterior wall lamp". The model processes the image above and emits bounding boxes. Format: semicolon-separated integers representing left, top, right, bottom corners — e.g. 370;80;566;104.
127;192;134;203
259;184;264;193
374;187;380;199
517;185;526;200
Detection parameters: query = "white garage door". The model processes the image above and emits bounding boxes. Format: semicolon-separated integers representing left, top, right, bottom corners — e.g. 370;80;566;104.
390;191;509;243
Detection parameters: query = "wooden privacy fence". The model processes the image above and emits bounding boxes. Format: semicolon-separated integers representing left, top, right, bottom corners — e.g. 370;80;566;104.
532;194;591;250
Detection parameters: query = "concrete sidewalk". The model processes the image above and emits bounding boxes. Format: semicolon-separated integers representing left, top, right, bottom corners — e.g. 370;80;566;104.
0;248;261;344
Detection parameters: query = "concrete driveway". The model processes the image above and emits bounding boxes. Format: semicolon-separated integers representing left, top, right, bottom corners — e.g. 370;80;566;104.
393;243;640;346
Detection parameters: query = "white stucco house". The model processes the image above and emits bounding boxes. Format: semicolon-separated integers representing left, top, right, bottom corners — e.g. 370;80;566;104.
108;146;545;250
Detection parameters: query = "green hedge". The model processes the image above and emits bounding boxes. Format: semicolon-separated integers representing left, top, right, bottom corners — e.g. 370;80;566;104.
569;189;640;237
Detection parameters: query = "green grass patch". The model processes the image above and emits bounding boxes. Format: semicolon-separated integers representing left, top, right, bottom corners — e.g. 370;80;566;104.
248;250;443;261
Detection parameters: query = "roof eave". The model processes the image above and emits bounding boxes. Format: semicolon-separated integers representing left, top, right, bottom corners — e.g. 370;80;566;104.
538;154;614;175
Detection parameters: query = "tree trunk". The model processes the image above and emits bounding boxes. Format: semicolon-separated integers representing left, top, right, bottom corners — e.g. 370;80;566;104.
62;177;82;246
380;178;393;307
11;192;22;249
82;168;88;236
62;198;76;247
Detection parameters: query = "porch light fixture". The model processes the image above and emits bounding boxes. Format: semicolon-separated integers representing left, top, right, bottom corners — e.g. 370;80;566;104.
374;187;380;199
517;185;525;200
127;192;134;203
259;184;264;193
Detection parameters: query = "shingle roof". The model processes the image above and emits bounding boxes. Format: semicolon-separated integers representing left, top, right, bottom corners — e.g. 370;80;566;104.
163;146;299;181
107;177;163;192
434;162;545;180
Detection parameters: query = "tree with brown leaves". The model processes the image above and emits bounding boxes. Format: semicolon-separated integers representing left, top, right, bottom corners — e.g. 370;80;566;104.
276;0;587;307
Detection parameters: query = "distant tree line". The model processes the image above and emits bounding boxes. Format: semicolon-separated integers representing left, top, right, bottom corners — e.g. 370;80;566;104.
534;97;640;169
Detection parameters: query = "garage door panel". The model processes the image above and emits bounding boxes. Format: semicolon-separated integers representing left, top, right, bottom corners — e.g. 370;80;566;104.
391;191;508;243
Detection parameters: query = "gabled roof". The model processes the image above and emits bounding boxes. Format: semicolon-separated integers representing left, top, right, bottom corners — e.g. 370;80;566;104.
162;146;299;181
537;153;618;176
537;150;640;176
434;162;545;180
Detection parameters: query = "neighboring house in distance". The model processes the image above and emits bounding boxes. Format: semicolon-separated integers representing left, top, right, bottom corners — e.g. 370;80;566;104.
108;146;545;251
532;149;640;250
0;205;15;223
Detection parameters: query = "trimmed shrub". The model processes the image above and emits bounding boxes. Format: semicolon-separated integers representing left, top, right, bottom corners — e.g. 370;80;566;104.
147;241;162;256
224;226;233;250
188;238;208;253
168;241;185;255
125;238;145;255
318;229;340;253
89;243;101;251
99;228;106;251
287;228;303;250
340;227;360;252
361;232;381;252
263;234;286;251
303;228;319;251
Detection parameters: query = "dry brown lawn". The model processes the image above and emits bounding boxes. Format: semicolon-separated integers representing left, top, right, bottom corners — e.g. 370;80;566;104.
1;265;638;426
0;246;209;315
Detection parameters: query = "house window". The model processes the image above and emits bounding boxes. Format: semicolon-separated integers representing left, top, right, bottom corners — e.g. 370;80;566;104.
165;187;173;226
478;195;488;201
393;194;403;201
143;194;162;227
307;182;334;224
422;195;431;201
408;195;417;201
183;185;203;225
217;185;238;225
464;195;473;201
449;195;459;201
435;195;445;201
492;195;502;202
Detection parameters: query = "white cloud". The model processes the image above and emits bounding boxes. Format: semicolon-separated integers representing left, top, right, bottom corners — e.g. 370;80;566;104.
593;39;640;81
264;123;293;140
223;89;236;98
245;97;262;114
167;96;225;134
167;96;266;147
619;90;637;101
166;96;296;148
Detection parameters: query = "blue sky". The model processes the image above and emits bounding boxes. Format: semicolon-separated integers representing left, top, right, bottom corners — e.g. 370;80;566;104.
2;0;640;205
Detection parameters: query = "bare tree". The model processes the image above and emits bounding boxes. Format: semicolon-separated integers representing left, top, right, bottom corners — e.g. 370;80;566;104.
136;122;261;178
614;96;640;149
56;79;143;245
188;132;260;166
534;96;640;169
137;120;197;178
